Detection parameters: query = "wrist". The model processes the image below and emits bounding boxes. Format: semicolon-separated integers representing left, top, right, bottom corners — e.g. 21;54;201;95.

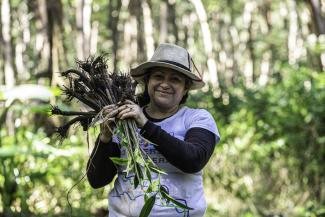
99;132;112;143
138;116;148;128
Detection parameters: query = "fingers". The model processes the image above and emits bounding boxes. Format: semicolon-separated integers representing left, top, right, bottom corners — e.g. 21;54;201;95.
117;103;139;120
117;103;148;127
123;99;135;105
104;109;119;118
117;105;133;119
101;102;146;127
102;104;118;118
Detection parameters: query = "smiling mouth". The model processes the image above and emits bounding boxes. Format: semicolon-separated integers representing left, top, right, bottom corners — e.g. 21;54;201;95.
156;90;173;95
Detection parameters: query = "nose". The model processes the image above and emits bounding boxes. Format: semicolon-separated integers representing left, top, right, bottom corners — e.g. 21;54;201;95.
159;82;170;89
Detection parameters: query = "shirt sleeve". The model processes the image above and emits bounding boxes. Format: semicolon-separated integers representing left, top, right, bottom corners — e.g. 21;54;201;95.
86;137;120;188
140;121;218;173
185;108;220;142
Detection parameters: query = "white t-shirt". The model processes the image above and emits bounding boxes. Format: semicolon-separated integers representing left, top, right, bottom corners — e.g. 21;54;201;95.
109;106;220;217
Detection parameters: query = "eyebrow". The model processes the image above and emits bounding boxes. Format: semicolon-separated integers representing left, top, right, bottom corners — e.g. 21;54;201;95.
150;70;186;79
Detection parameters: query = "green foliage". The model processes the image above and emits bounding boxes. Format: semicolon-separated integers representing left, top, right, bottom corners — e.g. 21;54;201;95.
188;65;325;216
139;194;156;217
0;102;109;216
1;0;325;215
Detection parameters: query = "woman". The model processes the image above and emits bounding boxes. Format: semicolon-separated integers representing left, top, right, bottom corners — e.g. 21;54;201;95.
87;43;220;217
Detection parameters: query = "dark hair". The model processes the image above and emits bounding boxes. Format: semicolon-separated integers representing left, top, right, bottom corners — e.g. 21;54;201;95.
136;71;192;107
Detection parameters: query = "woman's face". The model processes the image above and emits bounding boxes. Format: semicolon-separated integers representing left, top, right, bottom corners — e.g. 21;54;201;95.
147;67;188;110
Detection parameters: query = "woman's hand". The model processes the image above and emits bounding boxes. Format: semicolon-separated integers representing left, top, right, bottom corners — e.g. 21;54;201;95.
100;104;119;143
117;100;148;128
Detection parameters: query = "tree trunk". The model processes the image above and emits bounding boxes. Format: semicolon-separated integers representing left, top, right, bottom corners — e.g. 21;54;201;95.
1;0;15;88
168;0;178;44
108;0;122;71
90;21;99;55
308;0;325;70
83;0;92;58
179;14;189;48
247;14;256;84
287;0;299;65
76;0;84;60
258;1;273;86
15;2;30;82
0;0;3;85
46;0;64;87
159;2;168;43
308;0;325;35
75;0;92;60
142;0;154;59
190;0;219;89
1;0;15;137
216;19;226;88
242;1;255;88
121;0;138;68
129;0;146;63
31;0;51;83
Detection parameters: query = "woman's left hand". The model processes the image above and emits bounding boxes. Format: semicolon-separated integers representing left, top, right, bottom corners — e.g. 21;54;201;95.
117;100;148;128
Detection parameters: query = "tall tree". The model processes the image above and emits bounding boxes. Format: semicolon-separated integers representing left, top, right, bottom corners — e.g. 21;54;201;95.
0;0;3;85
247;7;256;84
83;0;92;57
168;0;178;43
122;0;138;67
108;0;122;71
190;0;219;89
46;0;64;87
1;0;15;88
308;0;325;35
308;0;325;70
76;0;92;60
258;1;273;86
287;0;299;65
29;0;50;83
120;0;137;67
240;1;257;88
130;0;146;63
76;0;84;60
142;0;154;59
159;1;168;43
15;2;30;82
90;21;98;55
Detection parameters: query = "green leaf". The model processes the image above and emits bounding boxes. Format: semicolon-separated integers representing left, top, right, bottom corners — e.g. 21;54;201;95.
134;174;139;189
148;165;167;175
147;180;158;192
160;185;168;194
145;168;152;182
109;157;128;165
136;163;144;180
0;146;18;158
144;193;149;202
146;184;153;193
139;194;156;217
160;186;193;210
50;86;62;96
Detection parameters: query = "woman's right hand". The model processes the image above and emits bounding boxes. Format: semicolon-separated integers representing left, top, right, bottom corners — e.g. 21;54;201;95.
99;104;119;143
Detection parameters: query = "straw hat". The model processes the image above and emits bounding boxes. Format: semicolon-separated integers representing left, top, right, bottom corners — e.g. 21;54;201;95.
130;43;205;89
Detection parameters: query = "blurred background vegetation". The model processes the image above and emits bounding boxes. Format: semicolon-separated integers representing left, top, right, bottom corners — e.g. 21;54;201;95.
0;0;325;216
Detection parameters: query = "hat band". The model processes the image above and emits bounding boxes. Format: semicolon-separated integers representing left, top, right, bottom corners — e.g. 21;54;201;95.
159;60;191;72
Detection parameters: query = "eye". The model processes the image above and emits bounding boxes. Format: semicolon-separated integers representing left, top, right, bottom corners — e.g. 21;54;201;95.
152;74;164;79
170;76;182;82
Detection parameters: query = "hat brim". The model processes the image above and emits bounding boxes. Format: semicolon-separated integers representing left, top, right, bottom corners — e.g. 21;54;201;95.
130;61;205;90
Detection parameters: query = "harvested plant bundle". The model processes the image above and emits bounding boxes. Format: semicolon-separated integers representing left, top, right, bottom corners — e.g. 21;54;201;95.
51;55;192;217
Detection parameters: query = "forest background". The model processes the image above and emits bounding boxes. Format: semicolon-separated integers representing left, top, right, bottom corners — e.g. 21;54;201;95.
0;0;325;216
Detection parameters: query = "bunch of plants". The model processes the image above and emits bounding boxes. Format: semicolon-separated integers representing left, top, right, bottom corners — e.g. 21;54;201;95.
50;55;192;217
